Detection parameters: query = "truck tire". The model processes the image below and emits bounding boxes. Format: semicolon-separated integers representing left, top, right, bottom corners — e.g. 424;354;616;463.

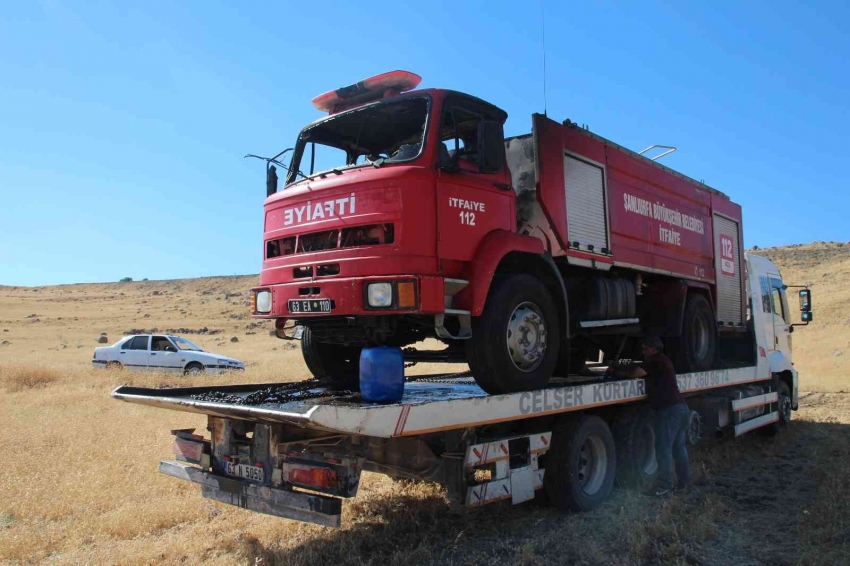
544;415;616;511
676;294;717;372
766;381;792;436
612;406;657;490
466;274;560;394
301;326;360;387
687;410;703;446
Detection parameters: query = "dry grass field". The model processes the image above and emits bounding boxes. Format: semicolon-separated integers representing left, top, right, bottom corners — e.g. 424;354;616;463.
0;242;848;565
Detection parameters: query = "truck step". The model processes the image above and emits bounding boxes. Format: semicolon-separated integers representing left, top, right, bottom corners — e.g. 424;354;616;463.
578;317;639;328
733;411;778;437
435;308;472;340
444;308;471;316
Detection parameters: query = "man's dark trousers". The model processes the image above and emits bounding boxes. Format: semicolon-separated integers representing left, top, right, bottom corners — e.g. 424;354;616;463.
655;402;692;490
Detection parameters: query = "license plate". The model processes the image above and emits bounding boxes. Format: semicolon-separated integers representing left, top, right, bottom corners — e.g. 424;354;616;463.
288;298;332;313
226;461;264;482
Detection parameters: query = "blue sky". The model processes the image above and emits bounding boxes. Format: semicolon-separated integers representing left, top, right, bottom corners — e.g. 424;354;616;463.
1;1;847;286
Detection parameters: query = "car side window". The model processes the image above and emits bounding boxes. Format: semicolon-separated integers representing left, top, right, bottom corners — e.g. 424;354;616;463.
151;336;174;352
128;336;150;350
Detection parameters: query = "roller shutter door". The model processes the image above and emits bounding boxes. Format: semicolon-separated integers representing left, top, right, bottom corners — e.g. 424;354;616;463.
713;214;743;324
564;154;609;253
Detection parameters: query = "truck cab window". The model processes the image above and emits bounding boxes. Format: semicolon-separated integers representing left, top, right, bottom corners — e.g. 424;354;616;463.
440;107;480;171
304;143;348;176
771;288;786;322
286;97;429;185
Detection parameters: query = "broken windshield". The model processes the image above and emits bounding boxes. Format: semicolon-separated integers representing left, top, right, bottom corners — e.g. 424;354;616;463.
285;96;430;185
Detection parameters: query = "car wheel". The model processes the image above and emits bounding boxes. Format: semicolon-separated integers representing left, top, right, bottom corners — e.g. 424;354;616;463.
106;361;123;371
184;362;205;375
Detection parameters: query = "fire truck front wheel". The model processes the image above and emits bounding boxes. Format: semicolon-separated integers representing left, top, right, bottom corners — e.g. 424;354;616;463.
466;274;560;394
301;326;361;388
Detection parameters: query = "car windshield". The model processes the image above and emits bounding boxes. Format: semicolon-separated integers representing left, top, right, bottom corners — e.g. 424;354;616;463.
285;97;429;185
172;337;204;351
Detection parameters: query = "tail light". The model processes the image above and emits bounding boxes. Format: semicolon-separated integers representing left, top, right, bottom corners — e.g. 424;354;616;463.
289;467;337;490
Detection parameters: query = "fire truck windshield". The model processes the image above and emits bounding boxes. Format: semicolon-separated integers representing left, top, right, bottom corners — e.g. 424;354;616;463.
285;96;430;185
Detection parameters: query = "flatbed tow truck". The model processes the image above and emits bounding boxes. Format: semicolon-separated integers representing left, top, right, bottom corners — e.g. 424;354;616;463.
112;254;812;528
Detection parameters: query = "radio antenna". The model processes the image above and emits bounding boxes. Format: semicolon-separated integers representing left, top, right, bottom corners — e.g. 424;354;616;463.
541;0;548;116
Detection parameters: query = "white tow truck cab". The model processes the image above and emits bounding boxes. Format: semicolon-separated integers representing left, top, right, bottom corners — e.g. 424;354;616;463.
112;254;812;528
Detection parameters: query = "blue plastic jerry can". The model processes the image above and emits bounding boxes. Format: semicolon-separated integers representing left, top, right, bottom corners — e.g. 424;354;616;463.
359;346;405;403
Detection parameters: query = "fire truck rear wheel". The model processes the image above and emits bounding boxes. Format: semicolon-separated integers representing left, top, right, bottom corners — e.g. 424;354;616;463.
677;293;717;372
301;326;361;387
466;274;560;394
544;415;616;511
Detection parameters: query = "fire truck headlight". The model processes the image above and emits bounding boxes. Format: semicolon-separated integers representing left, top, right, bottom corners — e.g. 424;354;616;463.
255;290;272;313
367;283;393;308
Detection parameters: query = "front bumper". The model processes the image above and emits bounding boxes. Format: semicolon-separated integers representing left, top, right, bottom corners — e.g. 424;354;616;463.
252;275;445;318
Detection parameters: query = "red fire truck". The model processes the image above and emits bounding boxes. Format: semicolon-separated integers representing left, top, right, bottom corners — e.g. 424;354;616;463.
250;71;749;394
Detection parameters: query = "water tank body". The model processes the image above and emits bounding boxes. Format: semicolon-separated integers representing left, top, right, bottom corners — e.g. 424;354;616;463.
360;346;405;403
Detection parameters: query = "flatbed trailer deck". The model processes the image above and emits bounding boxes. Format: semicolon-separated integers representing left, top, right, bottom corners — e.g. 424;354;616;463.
112;366;771;439
111;363;790;528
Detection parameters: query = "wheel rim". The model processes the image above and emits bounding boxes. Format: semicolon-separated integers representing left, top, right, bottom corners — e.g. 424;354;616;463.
506;302;547;372
638;423;658;475
188;366;202;375
691;312;710;360
577;434;609;495
688;411;702;445
779;395;792;424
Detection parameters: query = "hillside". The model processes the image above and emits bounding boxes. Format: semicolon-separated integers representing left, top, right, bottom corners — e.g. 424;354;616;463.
751;241;850;391
1;242;847;391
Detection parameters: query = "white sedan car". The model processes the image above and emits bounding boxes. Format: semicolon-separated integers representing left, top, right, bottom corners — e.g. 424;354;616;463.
92;334;244;374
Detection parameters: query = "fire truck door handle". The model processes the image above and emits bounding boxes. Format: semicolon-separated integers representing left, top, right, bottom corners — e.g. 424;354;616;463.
493;182;511;191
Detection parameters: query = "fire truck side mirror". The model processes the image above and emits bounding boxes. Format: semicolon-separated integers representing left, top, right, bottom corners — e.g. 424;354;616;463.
478;121;505;174
266;165;278;197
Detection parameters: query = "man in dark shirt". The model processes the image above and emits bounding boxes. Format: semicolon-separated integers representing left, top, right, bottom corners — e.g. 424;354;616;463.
611;336;692;496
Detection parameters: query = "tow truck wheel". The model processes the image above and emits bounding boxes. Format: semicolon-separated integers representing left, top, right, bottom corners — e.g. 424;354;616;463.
466;274;560;394
301;326;361;388
544;415;616;511
676;294;717;372
612;406;657;490
766;381;792;436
